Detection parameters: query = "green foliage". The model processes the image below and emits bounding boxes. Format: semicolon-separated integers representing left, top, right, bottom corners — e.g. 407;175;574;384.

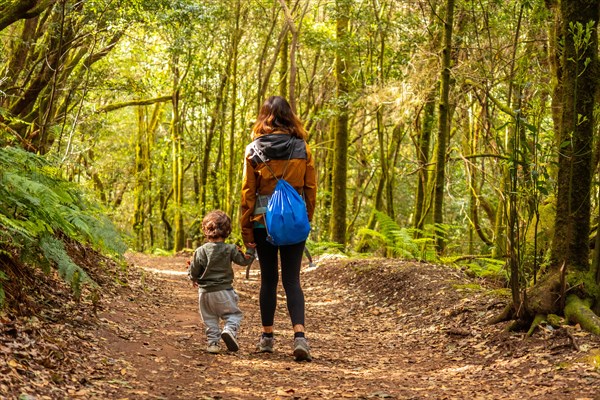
0;147;126;294
0;271;6;309
567;270;600;298
357;211;436;261
152;248;173;256
463;258;506;282
308;240;345;256
0;147;126;255
39;234;93;298
452;283;483;292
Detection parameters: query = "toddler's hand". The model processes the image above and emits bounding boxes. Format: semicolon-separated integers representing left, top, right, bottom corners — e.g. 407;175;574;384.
244;246;256;259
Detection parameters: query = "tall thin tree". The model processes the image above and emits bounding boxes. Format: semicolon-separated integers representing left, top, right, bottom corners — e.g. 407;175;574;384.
330;0;350;245
433;0;455;253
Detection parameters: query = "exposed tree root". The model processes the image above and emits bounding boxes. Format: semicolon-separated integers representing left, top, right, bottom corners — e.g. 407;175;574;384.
546;314;565;328
527;314;546;337
488;303;514;325
564;294;600;337
487;269;599;336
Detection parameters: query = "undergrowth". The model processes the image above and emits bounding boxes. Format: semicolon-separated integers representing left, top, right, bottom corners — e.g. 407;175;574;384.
354;211;508;285
0;147;126;307
356;211;437;261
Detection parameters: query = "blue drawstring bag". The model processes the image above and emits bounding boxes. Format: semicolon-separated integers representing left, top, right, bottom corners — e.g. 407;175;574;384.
265;179;311;246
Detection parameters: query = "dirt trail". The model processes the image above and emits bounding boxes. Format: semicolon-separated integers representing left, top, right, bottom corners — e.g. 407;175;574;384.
91;253;600;400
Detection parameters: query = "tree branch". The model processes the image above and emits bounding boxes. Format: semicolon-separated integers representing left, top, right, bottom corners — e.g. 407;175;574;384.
463;79;516;118
0;0;57;32
96;96;173;113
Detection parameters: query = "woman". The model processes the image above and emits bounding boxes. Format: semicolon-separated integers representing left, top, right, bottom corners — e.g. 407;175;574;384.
240;96;317;361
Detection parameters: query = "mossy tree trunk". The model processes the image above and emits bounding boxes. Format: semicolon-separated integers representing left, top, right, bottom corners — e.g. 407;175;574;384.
278;0;289;98
171;80;185;252
414;90;435;235
226;0;243;221
413;3;440;237
0;0;57;32
433;0;455;253
133;103;165;251
133;106;147;251
330;0;350;246
550;0;598;273
506;0;600;332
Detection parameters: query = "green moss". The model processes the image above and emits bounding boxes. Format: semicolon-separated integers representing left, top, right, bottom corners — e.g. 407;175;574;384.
452;283;483;292
566;270;600;298
556;361;571;370
488;288;511;298
546;314;565;327
577;349;600;371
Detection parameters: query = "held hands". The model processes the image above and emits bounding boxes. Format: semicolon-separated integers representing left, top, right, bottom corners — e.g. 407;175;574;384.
244;242;256;259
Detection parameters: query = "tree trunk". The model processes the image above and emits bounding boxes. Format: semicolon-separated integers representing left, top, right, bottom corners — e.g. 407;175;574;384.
171;85;185;252
226;0;243;220
200;53;233;217
257;25;289;113
278;0;310;112
433;0;455;253
414;90;436;234
550;0;599;272
375;108;389;218
279;15;289;98
330;0;350;246
133;106;147;251
496;0;600;329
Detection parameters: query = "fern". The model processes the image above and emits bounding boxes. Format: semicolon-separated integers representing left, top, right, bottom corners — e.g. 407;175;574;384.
441;256;507;281
0;147;126;255
357;211;435;260
0;147;126;298
36;235;92;300
308;241;345;256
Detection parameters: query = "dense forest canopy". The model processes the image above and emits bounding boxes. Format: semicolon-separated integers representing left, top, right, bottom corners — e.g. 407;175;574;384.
2;0;600;331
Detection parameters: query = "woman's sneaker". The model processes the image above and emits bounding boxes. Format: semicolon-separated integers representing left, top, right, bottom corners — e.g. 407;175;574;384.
293;337;312;361
221;330;239;352
257;335;274;353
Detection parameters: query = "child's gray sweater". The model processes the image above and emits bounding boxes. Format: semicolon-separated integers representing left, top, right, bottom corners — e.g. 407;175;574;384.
188;242;254;293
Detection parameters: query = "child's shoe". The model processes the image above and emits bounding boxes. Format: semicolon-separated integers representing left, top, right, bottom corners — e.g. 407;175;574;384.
257;334;275;353
293;337;312;361
207;342;220;354
221;329;239;352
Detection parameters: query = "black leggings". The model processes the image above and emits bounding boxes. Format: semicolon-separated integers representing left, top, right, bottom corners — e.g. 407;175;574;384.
254;228;305;327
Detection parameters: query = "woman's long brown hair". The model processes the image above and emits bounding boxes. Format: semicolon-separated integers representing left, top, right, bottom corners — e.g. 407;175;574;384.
252;96;307;140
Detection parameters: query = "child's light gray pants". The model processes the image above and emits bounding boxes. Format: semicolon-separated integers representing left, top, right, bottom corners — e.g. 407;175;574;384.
198;289;243;344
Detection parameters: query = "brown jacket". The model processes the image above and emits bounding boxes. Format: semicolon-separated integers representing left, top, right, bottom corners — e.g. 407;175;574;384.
240;133;317;244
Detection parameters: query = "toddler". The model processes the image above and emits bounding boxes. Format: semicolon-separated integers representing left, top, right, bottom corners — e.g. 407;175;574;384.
188;210;255;353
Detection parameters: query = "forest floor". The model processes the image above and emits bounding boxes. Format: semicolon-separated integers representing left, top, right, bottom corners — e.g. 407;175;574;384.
2;251;600;399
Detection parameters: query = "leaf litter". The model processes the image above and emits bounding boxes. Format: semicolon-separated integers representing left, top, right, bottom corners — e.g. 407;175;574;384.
1;250;599;399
